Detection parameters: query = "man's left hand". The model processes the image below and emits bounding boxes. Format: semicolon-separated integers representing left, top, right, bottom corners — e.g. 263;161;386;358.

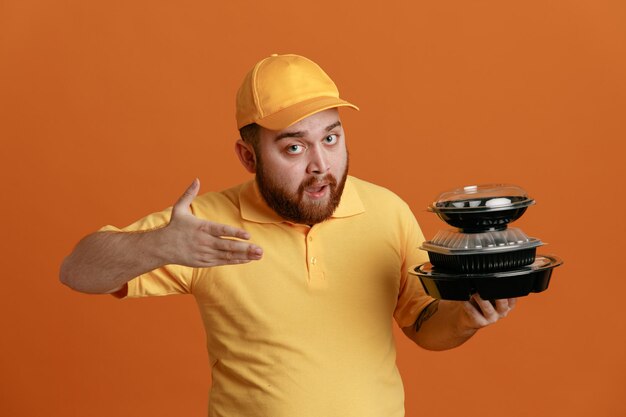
459;294;517;330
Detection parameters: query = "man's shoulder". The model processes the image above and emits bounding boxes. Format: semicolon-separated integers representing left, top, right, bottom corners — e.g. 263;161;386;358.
191;181;250;220
348;176;409;208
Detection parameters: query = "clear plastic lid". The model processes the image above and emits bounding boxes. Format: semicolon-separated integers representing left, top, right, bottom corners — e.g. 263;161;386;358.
429;184;534;213
420;227;543;254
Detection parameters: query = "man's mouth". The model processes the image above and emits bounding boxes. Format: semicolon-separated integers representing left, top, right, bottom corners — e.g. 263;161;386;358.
304;183;329;198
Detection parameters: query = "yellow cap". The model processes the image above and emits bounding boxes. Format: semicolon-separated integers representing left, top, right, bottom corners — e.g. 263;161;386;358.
236;54;359;130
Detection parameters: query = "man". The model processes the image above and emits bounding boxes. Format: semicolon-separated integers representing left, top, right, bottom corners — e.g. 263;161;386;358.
60;54;515;417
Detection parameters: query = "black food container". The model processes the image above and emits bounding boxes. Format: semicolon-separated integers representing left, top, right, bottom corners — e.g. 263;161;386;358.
421;228;543;273
414;184;563;300
411;255;563;300
428;184;535;232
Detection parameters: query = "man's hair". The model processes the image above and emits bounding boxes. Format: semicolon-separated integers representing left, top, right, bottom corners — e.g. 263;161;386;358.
239;123;260;150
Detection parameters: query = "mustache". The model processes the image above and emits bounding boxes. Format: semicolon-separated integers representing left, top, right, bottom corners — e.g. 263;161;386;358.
299;174;338;191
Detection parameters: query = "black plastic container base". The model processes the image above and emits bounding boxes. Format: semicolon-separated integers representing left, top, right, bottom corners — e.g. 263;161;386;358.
433;205;529;232
411;255;563;301
427;247;537;273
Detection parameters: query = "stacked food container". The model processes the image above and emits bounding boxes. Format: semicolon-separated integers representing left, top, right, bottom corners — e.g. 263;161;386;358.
411;184;562;300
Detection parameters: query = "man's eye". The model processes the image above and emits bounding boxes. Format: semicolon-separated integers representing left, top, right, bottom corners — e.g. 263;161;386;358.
287;144;304;154
324;134;338;144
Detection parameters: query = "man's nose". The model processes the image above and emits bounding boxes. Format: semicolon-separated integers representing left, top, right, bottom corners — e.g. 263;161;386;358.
306;144;330;174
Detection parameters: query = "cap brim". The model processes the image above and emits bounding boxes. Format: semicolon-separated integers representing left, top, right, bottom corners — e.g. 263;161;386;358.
255;96;359;131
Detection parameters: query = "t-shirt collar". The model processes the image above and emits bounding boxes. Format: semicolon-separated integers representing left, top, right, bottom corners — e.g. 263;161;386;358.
240;176;365;224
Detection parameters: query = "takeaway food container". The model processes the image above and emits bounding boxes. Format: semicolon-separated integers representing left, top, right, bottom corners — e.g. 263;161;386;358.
411;184;562;300
422;227;543;273
427;184;535;232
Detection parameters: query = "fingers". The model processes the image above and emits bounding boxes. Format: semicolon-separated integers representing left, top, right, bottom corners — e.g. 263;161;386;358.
463;294;517;328
194;241;263;267
201;220;251;240
472;294;496;316
190;225;263;266
492;297;517;318
173;178;200;215
210;236;263;260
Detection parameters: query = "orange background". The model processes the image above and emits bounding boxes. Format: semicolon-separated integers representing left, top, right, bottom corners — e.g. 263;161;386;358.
1;1;625;416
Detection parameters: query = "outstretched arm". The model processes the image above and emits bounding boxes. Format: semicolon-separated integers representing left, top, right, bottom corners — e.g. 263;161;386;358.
402;295;516;351
60;179;263;294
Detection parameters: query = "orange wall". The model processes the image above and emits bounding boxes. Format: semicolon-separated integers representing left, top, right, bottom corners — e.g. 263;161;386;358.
1;1;625;416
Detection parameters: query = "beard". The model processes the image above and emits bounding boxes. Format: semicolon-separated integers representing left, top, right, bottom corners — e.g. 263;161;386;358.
256;157;348;225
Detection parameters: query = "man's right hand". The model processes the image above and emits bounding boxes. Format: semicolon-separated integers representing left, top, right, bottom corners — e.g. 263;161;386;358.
163;178;263;267
60;178;263;294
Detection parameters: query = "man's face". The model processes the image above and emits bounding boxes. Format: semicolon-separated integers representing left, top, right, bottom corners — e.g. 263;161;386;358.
254;108;349;225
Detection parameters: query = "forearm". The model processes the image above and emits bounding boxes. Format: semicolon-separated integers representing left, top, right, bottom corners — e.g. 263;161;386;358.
403;295;517;351
60;229;170;294
403;300;477;351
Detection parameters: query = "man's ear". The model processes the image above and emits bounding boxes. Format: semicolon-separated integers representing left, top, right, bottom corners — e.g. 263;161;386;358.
235;139;257;174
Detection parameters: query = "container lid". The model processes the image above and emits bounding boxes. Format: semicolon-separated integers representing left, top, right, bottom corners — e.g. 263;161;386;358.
421;227;543;255
428;184;535;213
412;254;562;279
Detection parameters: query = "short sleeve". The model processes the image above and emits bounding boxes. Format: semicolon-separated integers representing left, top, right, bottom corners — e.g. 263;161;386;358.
393;208;435;328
